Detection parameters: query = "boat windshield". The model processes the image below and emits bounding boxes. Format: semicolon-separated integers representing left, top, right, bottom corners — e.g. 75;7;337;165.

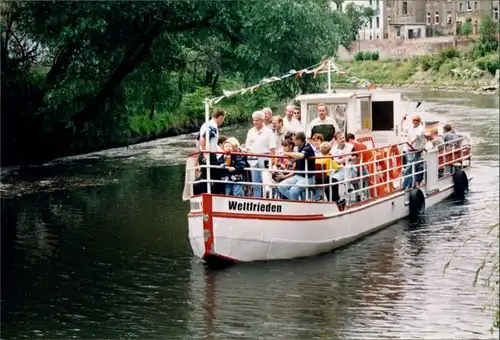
307;103;347;135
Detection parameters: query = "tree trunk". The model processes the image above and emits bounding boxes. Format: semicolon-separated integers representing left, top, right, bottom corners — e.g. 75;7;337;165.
211;73;219;92
72;24;163;128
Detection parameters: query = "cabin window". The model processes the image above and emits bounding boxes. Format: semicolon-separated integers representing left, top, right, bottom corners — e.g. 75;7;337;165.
371;101;394;131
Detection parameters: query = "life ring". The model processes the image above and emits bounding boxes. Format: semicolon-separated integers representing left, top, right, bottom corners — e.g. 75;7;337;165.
374;148;391;197
386;145;403;179
409;188;425;219
453;169;469;202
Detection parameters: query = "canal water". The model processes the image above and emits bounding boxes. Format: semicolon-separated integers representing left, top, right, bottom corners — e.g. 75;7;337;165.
1;90;499;339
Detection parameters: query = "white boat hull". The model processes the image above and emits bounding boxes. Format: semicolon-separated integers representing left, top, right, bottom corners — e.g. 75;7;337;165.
188;171;472;265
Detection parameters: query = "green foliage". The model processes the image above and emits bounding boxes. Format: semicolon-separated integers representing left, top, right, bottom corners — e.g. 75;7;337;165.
440;47;460;60
472;13;499;58
419;55;433;71
459;21;473;37
1;0;352;165
354;51;379;61
476;54;500;75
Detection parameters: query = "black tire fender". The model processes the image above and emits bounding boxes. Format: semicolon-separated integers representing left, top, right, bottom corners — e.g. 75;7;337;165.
453;169;469;201
409;188;425;219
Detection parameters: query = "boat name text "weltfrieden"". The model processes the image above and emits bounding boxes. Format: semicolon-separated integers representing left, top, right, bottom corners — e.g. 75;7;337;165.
228;201;282;213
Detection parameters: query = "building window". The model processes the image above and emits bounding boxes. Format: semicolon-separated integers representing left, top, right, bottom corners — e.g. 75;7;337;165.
370;19;373;29
427;12;431;24
402;1;408;15
376;0;379;9
447;11;452;24
459;2;463;11
467;0;472;11
435;11;439;24
474;1;478;10
396;27;401;37
369;0;372;5
494;7;499;21
376;16;380;28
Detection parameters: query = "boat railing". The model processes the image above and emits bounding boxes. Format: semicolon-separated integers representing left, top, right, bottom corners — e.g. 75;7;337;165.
183;137;471;205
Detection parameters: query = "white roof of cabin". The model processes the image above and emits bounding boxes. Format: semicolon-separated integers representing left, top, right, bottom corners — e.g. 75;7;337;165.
295;92;357;101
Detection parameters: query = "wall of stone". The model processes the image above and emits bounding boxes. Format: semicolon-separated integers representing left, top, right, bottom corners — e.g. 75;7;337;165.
338;36;475;60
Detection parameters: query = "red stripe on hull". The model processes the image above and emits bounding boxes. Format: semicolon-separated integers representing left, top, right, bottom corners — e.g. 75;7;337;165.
202;194;214;258
212;212;326;221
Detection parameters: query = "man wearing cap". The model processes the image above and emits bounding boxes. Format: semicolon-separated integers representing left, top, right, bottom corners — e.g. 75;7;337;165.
403;114;425;189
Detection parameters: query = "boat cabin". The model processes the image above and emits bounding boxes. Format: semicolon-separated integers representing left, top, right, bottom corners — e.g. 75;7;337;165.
296;90;404;147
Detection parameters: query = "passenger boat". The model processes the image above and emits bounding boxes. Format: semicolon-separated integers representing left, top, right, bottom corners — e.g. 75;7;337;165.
182;60;472;267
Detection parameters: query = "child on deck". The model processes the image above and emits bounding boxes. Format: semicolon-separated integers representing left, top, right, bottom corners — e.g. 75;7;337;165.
315;142;344;202
219;137;246;196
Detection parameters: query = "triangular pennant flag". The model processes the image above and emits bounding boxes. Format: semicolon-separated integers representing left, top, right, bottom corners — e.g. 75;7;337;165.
295;70;305;79
312;60;328;79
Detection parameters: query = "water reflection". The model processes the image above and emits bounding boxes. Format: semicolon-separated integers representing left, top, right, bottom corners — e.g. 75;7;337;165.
1;166;194;339
188;225;406;339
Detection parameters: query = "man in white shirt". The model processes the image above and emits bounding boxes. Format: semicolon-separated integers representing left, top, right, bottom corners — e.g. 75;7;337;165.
403;114;425;189
306;103;337;145
283;104;303;133
245;111;277;197
196;108;226;194
406;114;426;151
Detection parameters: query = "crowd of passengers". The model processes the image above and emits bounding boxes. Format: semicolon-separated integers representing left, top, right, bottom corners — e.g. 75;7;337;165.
193;104;464;203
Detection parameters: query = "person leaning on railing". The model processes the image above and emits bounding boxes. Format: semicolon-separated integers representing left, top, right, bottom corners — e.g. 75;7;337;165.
271;139;296;198
278;132;316;200
315;142;344;203
218;137;246;197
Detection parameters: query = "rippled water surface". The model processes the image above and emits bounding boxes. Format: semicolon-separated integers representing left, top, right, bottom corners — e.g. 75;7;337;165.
1;90;499;339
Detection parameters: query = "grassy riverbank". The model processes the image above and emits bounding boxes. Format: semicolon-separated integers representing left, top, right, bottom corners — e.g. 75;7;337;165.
333;49;499;91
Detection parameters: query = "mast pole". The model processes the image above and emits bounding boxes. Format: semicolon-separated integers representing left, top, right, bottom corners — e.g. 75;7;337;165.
327;59;332;93
204;98;211;194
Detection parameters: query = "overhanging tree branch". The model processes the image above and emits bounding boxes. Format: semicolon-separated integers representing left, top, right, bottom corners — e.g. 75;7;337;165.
72;15;215;128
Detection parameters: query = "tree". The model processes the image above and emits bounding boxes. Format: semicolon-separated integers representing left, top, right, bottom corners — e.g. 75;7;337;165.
459;21;473;38
472;12;499;57
343;3;374;44
1;0;353;165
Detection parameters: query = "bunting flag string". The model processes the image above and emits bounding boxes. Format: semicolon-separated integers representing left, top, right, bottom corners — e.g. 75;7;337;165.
209;60;327;106
209;59;421;109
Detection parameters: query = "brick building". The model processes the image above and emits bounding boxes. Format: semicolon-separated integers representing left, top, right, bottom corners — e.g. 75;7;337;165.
385;0;427;39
